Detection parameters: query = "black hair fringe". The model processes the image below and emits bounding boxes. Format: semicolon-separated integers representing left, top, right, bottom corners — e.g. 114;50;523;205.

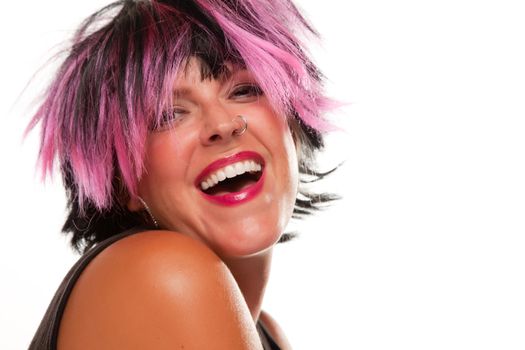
59;0;340;254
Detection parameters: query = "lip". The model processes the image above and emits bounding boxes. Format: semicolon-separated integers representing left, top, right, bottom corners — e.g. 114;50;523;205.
195;151;266;206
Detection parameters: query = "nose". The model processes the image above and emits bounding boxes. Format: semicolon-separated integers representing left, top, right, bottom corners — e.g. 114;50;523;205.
199;111;247;146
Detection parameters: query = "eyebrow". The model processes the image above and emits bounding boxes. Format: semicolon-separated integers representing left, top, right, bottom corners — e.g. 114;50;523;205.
173;88;192;99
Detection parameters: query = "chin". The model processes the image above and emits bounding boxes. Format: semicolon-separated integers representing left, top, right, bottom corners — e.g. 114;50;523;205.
211;222;285;259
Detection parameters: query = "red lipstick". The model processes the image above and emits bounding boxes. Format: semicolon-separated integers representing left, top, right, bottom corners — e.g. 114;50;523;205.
195;151;265;206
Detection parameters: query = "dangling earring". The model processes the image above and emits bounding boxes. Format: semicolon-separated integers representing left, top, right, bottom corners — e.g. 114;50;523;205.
137;196;159;229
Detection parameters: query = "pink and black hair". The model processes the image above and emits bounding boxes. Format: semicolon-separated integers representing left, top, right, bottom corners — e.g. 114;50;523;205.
29;0;338;253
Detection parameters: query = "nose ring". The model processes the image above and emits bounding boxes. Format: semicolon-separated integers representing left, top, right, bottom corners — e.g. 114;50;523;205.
232;115;248;136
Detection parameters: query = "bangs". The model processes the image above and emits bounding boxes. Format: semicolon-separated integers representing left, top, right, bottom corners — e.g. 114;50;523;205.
30;0;334;215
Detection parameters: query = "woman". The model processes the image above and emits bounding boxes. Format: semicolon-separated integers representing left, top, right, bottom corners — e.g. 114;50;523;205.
28;0;336;348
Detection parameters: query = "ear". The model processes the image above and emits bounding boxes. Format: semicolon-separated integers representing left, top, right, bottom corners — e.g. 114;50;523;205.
127;195;143;212
114;175;142;212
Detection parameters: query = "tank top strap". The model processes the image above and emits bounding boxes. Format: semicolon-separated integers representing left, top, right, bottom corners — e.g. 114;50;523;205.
257;319;282;350
29;226;148;350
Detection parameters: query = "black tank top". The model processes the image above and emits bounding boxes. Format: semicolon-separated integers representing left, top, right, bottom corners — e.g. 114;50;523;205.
29;227;281;350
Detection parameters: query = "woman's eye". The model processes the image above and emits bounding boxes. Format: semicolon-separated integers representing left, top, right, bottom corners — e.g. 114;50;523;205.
153;108;189;131
230;84;263;99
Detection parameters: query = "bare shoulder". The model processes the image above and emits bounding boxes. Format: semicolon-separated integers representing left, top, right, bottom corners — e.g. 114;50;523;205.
58;230;263;350
259;310;293;350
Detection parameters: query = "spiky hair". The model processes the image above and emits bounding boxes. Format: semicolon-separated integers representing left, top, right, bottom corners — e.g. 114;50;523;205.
28;0;337;253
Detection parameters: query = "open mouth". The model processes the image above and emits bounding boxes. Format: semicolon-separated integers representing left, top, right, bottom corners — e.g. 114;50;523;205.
195;151;266;205
199;160;264;196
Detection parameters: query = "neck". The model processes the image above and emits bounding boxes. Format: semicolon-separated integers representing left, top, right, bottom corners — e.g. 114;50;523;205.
223;248;273;322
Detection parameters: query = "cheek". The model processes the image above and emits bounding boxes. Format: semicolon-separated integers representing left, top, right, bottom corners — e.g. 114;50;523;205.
142;131;192;182
137;132;197;228
266;116;300;209
254;109;299;186
272;131;299;237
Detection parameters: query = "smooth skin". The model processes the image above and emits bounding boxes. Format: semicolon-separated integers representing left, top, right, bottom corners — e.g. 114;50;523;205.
57;60;296;349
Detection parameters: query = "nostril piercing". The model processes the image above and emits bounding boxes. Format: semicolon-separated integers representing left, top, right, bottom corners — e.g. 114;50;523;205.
232;115;248;136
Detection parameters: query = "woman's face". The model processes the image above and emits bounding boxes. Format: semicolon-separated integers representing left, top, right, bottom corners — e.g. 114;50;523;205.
129;60;299;258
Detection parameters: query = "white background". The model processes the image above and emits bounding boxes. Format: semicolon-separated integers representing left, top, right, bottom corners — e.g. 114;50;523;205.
1;1;525;349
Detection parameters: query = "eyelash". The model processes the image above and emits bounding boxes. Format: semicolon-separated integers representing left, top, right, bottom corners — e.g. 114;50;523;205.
153;108;188;131
229;83;263;99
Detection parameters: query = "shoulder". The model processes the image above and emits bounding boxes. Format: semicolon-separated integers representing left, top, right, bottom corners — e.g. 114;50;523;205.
90;229;223;274
58;230;263;350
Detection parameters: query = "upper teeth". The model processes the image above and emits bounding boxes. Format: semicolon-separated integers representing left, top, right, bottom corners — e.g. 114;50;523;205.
200;160;262;191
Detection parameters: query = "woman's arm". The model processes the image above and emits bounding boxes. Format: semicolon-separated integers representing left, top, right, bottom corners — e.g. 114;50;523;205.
57;231;263;350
